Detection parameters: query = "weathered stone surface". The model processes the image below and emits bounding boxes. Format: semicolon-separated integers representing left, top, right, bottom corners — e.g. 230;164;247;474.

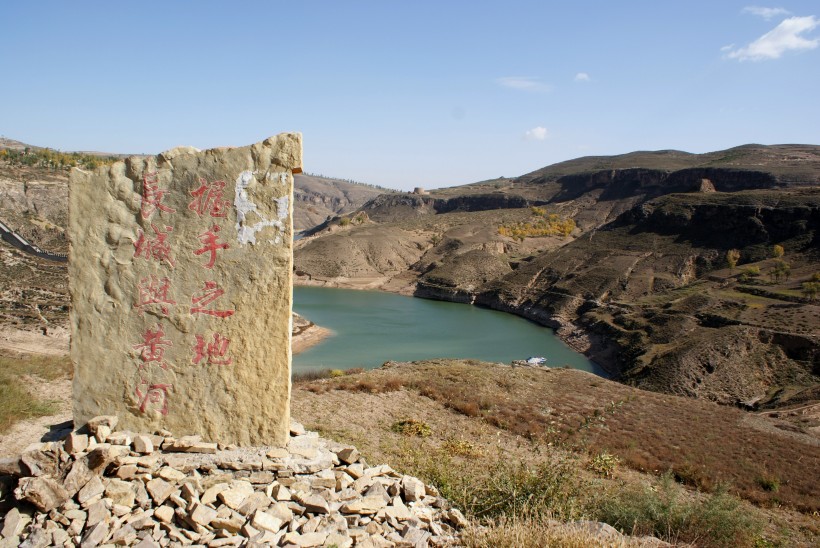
336;447;360;465
340;496;388;515
1;507;30;538
87;416;119;434
132;435;154;454
77;475;105;505
190;502;218;526
80;521;108;547
401;475;425;502
146;478;174;505
14;477;69;512
293;492;330;514
104;478;136;507
65;432;89;455
70;134;302;446
0;457;25;477
20;444;58;477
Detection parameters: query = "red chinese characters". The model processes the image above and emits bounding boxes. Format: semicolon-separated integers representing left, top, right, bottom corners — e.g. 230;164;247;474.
134;275;176;316
194;224;229;269
132;323;172;370
140;173;176;220
130;175;240;417
192;333;232;366
189;179;229;218
135;378;173;415
191;281;234;318
134;224;175;267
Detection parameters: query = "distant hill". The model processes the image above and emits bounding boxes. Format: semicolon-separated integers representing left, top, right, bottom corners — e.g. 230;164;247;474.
293;173;394;232
295;143;820;412
432;144;820;199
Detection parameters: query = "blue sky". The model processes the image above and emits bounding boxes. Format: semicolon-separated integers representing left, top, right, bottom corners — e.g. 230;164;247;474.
2;1;818;191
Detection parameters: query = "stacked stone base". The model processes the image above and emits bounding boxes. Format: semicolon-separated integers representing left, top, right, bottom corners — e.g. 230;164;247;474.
0;417;463;547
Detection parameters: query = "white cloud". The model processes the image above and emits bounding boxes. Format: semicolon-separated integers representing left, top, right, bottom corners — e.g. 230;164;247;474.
726;15;819;60
720;43;735;52
742;6;791;20
524;126;548;141
574;72;591;82
497;77;553;92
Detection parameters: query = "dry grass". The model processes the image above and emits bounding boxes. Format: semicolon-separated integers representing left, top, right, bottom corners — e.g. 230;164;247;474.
461;516;658;548
300;360;820;513
0;352;72;432
292;364;805;547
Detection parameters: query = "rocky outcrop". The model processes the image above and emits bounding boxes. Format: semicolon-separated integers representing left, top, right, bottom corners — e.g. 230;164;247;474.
292;175;388;233
0;416;463;547
549;168;779;204
361;193;531;223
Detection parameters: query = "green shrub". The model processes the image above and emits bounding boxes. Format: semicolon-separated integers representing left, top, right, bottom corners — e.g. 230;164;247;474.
391;419;431;437
402;448;587;521
587;451;620;478
597;472;764;547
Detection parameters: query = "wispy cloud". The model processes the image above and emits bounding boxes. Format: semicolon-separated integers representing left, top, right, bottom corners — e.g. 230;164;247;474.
726;15;819;61
497;77;553;92
742;6;791;20
524;126;548;141
574;72;591;82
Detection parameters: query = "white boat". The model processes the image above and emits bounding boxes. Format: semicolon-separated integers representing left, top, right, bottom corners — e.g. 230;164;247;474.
526;356;547;365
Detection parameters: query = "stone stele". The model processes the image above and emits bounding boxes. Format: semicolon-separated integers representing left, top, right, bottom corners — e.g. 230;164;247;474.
69;134;302;446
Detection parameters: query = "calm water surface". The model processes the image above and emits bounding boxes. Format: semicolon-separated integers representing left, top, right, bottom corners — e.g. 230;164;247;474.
293;286;604;376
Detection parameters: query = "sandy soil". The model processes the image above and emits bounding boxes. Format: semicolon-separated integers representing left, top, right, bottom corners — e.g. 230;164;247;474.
292;325;333;354
0;376;72;458
0;326;69;356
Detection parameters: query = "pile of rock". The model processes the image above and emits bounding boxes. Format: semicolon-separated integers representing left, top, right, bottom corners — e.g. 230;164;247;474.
0;416;464;547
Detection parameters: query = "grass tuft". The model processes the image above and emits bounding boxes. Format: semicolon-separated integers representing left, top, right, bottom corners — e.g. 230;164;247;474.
597;473;764;547
0;353;71;433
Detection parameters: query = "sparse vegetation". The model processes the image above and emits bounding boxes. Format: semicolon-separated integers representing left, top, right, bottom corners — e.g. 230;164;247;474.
770;259;791;282
739;265;761;282
587;451;620;478
597;473;765;547
726;249;741;270
296;361;820;513
0;147;117;171
391;418;432;437
802;281;819;301
498;211;575;240
0;353;72;432
772;244;784;258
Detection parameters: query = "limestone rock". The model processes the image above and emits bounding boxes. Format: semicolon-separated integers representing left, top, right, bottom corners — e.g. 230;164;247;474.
1;507;31;538
146;478;174;505
132;435;154;454
76;475;105;505
86;416;119;435
64;432;89;455
15;477;69;512
20;444;58;477
70;134;302;446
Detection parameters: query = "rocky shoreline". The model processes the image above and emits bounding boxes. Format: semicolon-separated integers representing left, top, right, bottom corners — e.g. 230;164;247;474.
293;277;619;376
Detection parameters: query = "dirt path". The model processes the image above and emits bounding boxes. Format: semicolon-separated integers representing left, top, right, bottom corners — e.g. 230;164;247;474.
0;326;69;356
0;376;72;458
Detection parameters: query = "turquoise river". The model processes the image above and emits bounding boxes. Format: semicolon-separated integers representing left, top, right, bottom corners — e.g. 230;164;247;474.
292;286;605;376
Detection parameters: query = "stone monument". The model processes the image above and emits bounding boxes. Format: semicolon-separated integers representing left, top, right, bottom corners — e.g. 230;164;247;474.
69;134;301;446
